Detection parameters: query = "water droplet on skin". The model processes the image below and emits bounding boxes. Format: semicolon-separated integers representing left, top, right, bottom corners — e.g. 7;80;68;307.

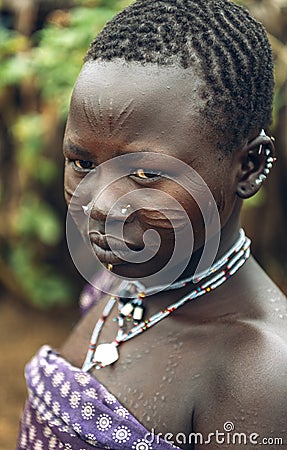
146;416;151;422
161;395;166;402
162;375;167;382
133;389;137;394
279;314;284;319
168;377;173;383
138;392;144;400
166;86;171;89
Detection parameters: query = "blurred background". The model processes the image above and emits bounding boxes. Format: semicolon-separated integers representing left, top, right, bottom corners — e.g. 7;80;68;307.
0;0;286;448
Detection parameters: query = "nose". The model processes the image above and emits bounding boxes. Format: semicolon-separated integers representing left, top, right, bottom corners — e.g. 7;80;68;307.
83;177;134;232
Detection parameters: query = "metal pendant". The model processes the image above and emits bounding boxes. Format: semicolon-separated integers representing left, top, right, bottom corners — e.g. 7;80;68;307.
93;343;119;367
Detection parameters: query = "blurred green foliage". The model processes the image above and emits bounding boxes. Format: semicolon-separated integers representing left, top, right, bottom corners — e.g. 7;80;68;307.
0;0;133;307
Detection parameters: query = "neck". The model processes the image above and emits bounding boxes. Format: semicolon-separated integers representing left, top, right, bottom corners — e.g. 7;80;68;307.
117;222;250;334
119;218;245;312
141;218;242;292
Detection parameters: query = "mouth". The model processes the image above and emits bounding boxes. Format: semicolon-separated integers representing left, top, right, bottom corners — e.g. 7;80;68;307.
89;232;141;265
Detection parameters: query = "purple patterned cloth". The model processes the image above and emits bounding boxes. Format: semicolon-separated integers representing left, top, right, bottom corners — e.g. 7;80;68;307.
17;345;180;449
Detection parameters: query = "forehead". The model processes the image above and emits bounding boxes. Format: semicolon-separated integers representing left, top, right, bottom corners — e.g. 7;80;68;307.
66;60;214;162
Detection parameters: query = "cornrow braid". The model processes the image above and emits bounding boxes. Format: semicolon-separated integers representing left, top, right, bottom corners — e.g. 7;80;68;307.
85;0;274;151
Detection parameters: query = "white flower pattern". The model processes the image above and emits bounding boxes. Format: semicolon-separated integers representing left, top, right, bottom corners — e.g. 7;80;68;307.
96;413;113;431
75;372;90;386
52;372;65;387
84;387;98;400
36;381;45;396
114;406;129;419
85;433;98;446
73;422;82;433
112;425;132;443
52;401;60;415
60;381;71;398
69;391;81;409
33;439;43;450
81;402;96;420
104;392;116;404
132;440;153;450
44;390;52;405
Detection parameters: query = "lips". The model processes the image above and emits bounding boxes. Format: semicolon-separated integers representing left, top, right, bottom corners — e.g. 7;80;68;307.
89;232;140;265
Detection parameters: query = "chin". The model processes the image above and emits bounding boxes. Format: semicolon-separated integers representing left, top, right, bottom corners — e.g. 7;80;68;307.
109;261;158;280
109;251;183;284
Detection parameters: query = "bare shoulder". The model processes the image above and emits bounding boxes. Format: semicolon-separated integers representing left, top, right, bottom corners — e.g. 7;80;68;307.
194;318;287;449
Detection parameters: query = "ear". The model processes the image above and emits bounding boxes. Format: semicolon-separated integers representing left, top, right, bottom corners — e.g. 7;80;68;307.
236;130;276;199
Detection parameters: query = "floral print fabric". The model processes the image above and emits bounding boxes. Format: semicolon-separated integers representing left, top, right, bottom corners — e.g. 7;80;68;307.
17;346;180;450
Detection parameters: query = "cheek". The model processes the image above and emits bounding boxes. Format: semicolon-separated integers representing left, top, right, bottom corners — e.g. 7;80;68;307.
64;166;75;204
138;207;188;232
135;188;205;239
64;167;90;207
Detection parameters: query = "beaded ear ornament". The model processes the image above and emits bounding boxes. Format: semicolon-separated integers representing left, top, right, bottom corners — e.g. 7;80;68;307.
82;229;251;372
255;130;276;186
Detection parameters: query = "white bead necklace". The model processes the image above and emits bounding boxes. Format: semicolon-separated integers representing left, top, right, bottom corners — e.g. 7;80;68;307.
82;229;251;372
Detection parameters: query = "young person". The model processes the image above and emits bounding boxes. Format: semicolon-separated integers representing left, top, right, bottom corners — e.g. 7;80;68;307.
18;1;287;449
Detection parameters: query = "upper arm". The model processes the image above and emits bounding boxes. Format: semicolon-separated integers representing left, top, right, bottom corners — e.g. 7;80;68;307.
193;327;287;449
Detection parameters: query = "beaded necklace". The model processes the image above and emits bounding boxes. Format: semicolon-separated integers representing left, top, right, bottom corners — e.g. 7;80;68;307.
82;229;251;372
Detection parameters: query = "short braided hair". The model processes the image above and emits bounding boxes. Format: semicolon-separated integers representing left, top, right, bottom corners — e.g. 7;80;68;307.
85;0;274;151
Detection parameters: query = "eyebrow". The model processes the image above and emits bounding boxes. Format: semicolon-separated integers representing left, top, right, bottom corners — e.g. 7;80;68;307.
63;140;93;158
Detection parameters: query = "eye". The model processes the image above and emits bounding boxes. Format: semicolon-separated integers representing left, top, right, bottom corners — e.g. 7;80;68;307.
72;159;95;172
130;168;162;181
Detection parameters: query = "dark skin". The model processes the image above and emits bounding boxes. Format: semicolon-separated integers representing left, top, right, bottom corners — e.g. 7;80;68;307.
61;60;287;449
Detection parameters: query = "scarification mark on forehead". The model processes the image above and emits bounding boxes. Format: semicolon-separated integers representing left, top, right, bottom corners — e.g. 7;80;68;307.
83;96;135;138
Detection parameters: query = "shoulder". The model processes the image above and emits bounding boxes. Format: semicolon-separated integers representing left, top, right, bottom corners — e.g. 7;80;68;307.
194;320;287;448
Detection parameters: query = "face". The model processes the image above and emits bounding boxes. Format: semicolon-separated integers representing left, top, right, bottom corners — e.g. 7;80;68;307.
64;60;238;281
